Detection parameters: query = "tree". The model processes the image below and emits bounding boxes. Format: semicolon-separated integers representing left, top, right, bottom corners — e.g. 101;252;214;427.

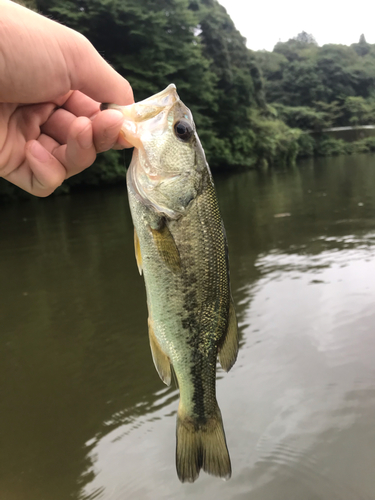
293;31;317;45
33;0;279;172
256;35;375;132
352;33;370;57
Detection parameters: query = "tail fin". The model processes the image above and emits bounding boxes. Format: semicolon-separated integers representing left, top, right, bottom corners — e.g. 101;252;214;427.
176;404;231;483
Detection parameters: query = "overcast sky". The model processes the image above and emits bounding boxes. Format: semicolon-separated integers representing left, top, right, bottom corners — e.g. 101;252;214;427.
218;0;375;51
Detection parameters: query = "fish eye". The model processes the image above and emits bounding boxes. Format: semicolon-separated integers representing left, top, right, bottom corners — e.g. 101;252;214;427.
174;120;193;141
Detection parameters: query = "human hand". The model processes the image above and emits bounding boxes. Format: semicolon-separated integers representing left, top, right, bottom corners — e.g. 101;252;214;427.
0;0;133;197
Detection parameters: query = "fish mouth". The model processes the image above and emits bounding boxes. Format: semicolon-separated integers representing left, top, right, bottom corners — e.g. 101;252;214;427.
102;84;179;148
125;84;179;122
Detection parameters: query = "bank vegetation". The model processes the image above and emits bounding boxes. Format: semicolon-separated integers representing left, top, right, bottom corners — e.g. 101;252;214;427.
2;1;375;199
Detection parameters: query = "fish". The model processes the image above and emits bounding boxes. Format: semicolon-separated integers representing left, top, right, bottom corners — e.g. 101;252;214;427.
101;84;238;483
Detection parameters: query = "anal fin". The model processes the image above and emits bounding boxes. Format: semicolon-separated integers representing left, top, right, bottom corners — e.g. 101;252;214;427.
218;297;239;372
148;317;171;386
134;228;143;275
150;223;181;273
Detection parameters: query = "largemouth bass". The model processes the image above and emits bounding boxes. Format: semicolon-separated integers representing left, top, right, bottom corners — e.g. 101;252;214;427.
102;85;238;482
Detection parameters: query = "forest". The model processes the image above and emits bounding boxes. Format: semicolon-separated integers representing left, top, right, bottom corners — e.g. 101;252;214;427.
255;31;375;157
2;0;375;199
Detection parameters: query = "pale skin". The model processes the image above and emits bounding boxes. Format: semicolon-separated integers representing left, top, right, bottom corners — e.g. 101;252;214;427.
0;0;134;197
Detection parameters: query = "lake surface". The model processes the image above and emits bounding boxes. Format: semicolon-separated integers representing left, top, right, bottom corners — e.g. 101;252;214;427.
1;154;375;500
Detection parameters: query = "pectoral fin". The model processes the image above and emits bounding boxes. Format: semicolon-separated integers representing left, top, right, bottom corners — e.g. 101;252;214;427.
134;228;143;275
148;317;171;386
218;298;239;372
150;223;181;273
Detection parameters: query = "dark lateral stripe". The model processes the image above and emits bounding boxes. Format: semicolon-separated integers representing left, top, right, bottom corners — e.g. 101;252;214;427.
191;362;206;423
190;356;217;423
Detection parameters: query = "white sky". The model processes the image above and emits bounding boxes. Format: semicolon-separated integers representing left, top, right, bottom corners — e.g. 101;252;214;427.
218;0;375;51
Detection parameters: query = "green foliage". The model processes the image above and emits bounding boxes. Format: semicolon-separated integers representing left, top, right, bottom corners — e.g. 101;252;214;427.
352;34;370;57
297;133;315;157
293;31;317;45
314;100;344;125
340;96;375;125
296;134;375;158
315;136;348;156
13;5;375;200
256;36;375;117
357;136;375;152
33;0;276;176
249;112;300;167
255;33;375;162
274;104;329;131
187;0;267;163
6;0;301;201
38;0;216;104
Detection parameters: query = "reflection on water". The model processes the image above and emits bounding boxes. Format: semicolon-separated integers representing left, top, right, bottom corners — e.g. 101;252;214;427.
1;154;375;499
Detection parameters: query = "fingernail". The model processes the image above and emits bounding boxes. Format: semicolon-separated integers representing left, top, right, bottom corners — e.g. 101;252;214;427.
77;124;93;149
28;141;51;163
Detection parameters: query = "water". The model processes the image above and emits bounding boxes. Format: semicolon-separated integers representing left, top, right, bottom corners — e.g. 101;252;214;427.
1;154;375;500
